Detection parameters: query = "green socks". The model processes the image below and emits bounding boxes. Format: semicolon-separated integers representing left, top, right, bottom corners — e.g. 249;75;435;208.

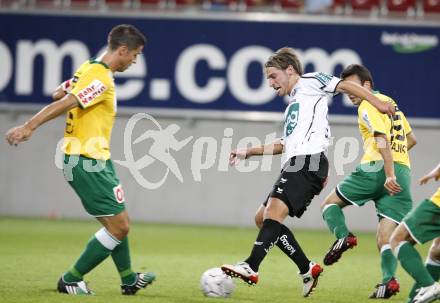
322;204;349;239
63;228;120;283
111;236;137;285
396;241;435;288
380;244;397;283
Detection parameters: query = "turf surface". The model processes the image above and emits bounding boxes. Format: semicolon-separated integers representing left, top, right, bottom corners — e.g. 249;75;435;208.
0;217;429;303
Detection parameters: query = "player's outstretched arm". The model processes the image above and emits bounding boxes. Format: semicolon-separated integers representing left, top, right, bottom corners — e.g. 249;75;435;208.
336;81;395;116
229;139;283;166
374;133;401;195
5;94;78;146
419;163;440;185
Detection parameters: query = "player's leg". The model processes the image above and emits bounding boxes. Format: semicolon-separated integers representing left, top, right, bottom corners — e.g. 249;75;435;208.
368;217;400;298
245;197;289;270
369;162;413;298
321;190;350;238
59;156;154;295
390;224;432;285
255;201;320;294
98;212;155;295
390;200;440;303
391;223;439;303
62;211;127;284
60;156;121;294
377;218;398;284
321;163;381;265
407;237;440;302
222;198;288;285
321;190;358;265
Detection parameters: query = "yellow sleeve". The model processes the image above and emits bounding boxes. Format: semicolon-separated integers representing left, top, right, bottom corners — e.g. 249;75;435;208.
70;66;109;109
400;111;413;134
359;103;389;135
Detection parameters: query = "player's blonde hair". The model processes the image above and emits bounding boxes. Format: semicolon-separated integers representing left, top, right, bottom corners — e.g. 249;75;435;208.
265;47;303;75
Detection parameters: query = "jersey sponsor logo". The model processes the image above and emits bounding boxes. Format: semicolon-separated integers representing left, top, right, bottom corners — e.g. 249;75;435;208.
264;237;279;253
285;103;300;137
76;80;107;107
279;235;296;255
113;184;125;203
391;141;407;154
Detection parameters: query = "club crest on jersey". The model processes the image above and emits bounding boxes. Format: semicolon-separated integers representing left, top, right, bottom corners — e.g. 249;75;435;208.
284;103;299;137
113;184;125;203
76;80;107;107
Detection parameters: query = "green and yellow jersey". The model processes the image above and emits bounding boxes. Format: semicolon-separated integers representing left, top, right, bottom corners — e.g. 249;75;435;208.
431;188;440;207
358;92;412;168
62;59;116;160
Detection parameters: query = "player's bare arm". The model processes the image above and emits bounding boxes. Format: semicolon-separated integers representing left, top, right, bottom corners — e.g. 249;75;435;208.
337;81;395;116
374;132;401;195
229;139;284;166
419;162;440;185
406;132;417;151
5;94;78;146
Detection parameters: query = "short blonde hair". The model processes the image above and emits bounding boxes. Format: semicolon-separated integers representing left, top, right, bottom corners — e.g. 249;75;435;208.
265;47;303;75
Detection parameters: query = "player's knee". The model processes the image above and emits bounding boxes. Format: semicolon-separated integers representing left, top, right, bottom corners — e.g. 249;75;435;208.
111;223;130;240
389;226;406;250
255;215;263;229
320;190;342;211
429;238;440;261
377;234;390;249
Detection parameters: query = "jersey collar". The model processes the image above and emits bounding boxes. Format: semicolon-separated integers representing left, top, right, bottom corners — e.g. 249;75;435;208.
89;58;110;69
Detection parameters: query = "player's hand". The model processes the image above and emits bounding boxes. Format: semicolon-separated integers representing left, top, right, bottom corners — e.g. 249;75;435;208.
384;176;401;195
5;125;33;146
419;165;440;185
378;102;396;116
229;148;251;166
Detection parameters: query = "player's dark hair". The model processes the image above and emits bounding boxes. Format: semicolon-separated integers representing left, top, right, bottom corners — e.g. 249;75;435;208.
341;64;374;89
265;47;303;75
108;24;146;51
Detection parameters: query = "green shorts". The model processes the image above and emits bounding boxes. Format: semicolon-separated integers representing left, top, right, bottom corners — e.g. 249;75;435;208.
403;199;440;244
336;161;412;223
63;154;126;217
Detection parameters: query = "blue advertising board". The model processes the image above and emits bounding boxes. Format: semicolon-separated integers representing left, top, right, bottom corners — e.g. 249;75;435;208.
0;12;439;118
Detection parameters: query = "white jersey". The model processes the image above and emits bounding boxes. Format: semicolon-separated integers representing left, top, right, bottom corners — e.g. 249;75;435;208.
281;72;341;165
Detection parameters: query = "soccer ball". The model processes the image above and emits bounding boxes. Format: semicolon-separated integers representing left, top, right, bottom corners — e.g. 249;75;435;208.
200;267;235;298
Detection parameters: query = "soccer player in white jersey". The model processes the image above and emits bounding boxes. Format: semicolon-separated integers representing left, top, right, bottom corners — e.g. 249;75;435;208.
221;47;395;297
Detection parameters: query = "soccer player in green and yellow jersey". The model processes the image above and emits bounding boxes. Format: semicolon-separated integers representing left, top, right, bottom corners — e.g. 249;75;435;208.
391;163;440;303
6;24;155;296
320;64;417;299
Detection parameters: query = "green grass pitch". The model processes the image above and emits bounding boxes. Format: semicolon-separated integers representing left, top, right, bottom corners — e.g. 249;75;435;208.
0;217;429;303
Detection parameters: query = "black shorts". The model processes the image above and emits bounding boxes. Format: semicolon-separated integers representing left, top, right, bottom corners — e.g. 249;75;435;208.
263;152;329;218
